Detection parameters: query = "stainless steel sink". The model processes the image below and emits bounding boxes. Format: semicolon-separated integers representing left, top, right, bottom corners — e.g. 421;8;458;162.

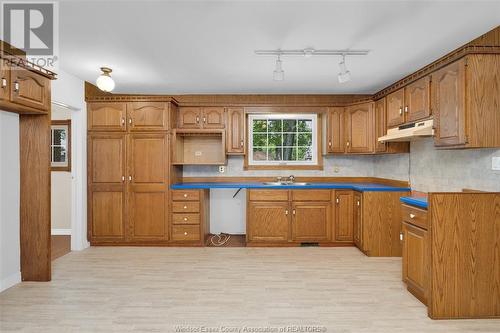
263;182;310;186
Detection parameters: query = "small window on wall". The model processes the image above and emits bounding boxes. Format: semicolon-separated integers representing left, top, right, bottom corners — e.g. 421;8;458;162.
51;120;71;171
248;114;318;166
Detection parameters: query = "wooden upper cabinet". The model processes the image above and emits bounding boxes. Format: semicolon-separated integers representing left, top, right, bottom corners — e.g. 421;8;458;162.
386;89;405;127
327;107;345;153
292;202;330;242
88;134;126;184
374;98;387;152
178;107;202;128
202;107;225;129
405;76;431;122
0;61;9;101
334;190;354;242
432;59;467;147
128;133;168;185
128;102;169;131
247;201;290;242
226;107;245;154
88;103;127;131
10;68;50;112
345;102;374;153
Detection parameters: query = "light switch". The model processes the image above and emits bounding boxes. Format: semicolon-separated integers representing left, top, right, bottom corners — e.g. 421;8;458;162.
492;157;500;171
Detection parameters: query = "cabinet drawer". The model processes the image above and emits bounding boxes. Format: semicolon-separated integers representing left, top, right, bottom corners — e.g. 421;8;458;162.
172;201;200;213
248;190;289;201
292;190;331;201
172;225;201;241
172;190;200;201
172;213;200;225
401;204;428;230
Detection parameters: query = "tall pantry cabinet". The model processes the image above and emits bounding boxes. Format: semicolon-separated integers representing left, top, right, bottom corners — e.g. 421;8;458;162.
87;99;177;244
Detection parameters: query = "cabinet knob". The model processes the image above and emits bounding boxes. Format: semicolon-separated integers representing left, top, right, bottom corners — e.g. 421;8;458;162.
240;140;244;147
128;118;132;125
196;116;200;123
121;176;125;182
285;209;289;215
183;193;188;198
400;232;404;241
121;118;125;126
336;198;340;204
399;107;403;116
328;141;332;147
183;205;187;209
184;232;188;236
13;81;19;92
357;200;360;206
292;209;296;215
346;141;350;147
183;217;188;221
1;78;6;88
128;175;132;181
404;106;409;113
409;213;415;219
203;117;206;123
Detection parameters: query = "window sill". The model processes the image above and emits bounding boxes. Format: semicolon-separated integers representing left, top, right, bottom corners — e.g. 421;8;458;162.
244;164;323;171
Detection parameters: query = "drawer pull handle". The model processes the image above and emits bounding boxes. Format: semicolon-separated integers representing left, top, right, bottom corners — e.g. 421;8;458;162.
183;217;188;221
183;193;188;198
183;205;187;209
14;81;19;92
410;213;416;219
184;232;188;235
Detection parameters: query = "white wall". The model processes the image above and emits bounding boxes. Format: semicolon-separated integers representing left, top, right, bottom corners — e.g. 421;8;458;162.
0;111;21;292
51;69;87;250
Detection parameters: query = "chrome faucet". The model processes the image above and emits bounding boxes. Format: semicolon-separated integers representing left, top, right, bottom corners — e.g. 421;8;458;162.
288;175;295;183
276;176;283;183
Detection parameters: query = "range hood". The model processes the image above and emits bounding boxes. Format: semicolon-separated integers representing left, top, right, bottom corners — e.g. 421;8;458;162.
378;119;434;143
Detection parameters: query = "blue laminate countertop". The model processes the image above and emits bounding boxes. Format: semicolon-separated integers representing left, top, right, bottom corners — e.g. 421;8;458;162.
400;196;428;209
171;182;410;192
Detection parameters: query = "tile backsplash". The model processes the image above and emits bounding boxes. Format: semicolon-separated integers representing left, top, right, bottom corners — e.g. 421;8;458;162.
183;137;500;192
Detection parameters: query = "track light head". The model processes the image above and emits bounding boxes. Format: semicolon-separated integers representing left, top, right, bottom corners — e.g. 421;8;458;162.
273;55;284;81
338;54;351;83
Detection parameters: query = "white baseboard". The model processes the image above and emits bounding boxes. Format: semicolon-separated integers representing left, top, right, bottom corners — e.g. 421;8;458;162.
51;228;72;236
0;271;21;293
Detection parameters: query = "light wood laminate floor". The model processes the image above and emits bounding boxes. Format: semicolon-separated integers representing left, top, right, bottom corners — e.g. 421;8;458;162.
1;247;499;332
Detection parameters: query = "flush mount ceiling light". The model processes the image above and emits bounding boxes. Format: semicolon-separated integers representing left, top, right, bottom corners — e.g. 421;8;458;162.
273;55;284;81
338;54;351;84
96;67;115;92
255;48;368;82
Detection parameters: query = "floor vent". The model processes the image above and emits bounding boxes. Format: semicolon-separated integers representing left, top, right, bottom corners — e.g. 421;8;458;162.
300;242;319;247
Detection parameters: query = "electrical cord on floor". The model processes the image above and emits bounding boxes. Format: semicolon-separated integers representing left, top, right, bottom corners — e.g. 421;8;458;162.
209;233;231;247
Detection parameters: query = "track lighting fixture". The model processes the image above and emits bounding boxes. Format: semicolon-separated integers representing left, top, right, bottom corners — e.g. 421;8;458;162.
273;55;284;81
255;48;368;82
338;54;351;84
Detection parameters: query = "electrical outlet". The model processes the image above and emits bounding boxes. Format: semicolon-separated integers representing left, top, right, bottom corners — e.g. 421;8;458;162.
218;165;226;173
492;157;500;171
333;166;340;173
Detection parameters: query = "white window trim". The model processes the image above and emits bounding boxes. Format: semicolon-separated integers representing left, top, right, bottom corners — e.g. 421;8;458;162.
248;113;318;166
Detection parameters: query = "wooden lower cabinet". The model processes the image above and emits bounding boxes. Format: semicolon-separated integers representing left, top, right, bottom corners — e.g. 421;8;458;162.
402;221;428;305
334;190;354;242
247;201;290;242
90;190;126;241
291;202;331;242
170;189;208;246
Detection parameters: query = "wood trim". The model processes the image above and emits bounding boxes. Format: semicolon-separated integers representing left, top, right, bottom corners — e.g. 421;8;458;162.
20;113;51;281
50;120;71;172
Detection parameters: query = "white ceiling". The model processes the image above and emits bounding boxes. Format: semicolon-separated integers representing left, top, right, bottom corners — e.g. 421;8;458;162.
58;0;500;94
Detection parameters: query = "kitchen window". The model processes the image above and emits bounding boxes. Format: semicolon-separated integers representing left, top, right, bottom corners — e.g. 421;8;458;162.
248;114;318;166
51;120;71;171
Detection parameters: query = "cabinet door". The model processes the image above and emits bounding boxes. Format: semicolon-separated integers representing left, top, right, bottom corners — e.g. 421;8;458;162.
353;192;363;249
292;202;330;242
345;103;374;153
88;134;127;241
226;107;245;154
402;222;428;304
128;102;169;131
374;98;387;152
405;76;431;122
327;107;345;153
334;190;354;242
432;59;467;146
10;68;50;112
386;89;405;127
178;107;201;128
128;133;169;240
0;61;9;101
88;103;127;132
247;202;290;242
202;107;225;129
